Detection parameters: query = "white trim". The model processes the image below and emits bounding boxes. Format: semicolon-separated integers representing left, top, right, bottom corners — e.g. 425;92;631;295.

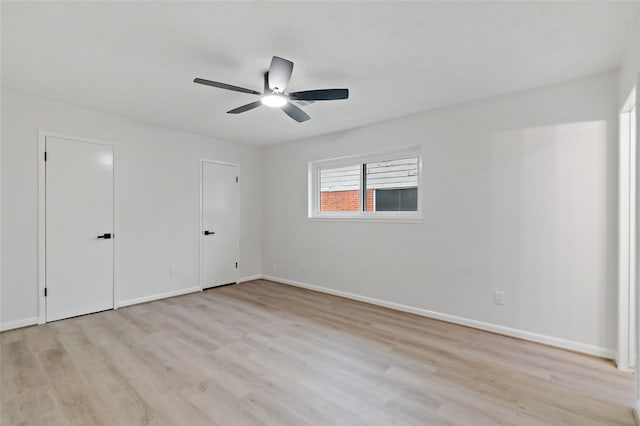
310;146;423;168
620;85;639;371
633;404;640;426
239;274;263;283
38;131;119;323
307;216;424;224
1;317;39;332
635;73;640;412
199;159;240;290
619;104;633;370
263;275;616;359
113;145;121;309
119;286;201;308
38;136;46;324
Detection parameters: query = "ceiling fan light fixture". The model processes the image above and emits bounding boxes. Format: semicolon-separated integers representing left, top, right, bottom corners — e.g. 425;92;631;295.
261;94;287;108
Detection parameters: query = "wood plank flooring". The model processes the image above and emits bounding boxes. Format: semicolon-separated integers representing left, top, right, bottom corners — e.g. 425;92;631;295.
1;279;634;425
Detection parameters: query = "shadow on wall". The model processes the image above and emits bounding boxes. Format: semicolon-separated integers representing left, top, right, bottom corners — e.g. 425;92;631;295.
488;120;609;342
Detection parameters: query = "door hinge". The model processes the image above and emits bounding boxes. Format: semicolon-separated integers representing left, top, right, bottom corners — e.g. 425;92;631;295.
44;152;47;161
44;288;47;297
235;262;238;269
235;176;238;183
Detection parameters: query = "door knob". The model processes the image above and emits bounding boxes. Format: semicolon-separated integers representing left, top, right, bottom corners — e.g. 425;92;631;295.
204;230;215;236
97;233;112;239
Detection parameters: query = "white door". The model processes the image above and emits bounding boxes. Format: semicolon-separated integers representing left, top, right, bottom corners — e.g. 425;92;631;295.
46;136;114;322
201;161;238;289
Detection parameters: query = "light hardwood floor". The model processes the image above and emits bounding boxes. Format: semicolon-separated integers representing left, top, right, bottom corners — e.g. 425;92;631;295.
1;279;634;425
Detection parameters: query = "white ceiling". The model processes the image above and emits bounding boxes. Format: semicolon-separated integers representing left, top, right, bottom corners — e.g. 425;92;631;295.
2;2;639;145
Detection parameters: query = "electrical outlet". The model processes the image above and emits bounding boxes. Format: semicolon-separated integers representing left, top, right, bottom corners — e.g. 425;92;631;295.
272;263;278;272
169;266;176;277
494;290;505;305
299;260;306;270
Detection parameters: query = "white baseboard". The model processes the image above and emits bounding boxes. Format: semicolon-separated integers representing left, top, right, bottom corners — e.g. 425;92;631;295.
239;274;264;283
1;316;39;332
262;275;615;360
616;355;634;372
2;287;203;331
119;286;201;308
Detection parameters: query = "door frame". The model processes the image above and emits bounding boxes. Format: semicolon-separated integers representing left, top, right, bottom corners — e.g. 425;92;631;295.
619;87;637;371
37;131;119;324
199;158;240;290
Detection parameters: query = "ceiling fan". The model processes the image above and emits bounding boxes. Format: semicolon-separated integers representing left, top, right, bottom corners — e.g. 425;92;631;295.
194;56;349;123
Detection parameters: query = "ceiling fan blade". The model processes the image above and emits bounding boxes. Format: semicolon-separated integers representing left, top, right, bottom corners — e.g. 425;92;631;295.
288;89;349;101
227;101;263;114
268;56;293;93
194;78;261;95
263;72;269;94
281;102;310;123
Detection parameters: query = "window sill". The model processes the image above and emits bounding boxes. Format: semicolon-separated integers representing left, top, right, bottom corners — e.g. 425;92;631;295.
307;215;424;224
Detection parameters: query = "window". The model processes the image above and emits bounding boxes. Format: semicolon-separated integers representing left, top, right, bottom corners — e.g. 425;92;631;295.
365;157;418;212
309;149;422;221
320;165;361;212
374;188;418;211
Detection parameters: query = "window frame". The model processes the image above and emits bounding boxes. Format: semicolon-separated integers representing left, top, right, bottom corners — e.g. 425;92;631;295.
308;147;423;222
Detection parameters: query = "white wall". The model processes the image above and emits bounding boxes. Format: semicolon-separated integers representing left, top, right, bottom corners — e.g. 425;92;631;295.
262;72;618;356
1;89;262;327
0;72;622;356
619;15;640;105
